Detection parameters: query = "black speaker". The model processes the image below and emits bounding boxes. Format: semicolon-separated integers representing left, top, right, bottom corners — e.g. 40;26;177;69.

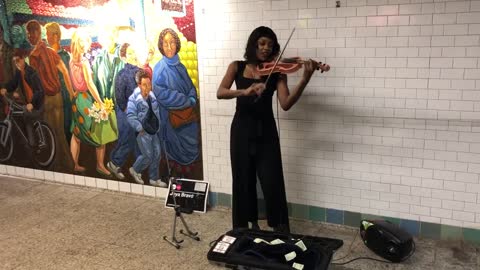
360;219;415;263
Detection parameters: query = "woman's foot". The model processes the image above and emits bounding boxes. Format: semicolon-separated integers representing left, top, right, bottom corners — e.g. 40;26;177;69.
74;165;86;173
96;166;111;177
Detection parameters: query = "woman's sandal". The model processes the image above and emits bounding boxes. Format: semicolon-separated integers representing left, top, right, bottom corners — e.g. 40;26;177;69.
74;166;86;173
96;167;112;177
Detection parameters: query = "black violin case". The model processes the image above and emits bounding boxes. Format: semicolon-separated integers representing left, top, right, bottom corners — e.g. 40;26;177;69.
207;228;343;270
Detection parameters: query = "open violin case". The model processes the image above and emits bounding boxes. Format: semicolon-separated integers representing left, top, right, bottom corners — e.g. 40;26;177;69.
207;228;343;270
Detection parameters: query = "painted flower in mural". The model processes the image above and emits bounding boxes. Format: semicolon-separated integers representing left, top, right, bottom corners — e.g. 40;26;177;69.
99;109;109;122
88;98;114;123
104;98;114;113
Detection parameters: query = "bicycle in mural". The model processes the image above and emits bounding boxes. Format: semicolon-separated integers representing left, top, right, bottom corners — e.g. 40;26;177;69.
0;96;56;168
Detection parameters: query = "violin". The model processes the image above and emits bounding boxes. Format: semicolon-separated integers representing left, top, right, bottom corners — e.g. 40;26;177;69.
255;57;330;76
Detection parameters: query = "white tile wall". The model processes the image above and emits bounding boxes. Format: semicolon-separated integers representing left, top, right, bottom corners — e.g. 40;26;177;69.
195;0;480;229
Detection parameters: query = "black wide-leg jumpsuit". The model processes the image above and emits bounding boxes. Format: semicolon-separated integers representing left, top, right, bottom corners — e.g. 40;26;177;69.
230;61;289;230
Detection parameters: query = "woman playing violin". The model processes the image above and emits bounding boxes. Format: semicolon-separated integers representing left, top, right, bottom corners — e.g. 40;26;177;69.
217;26;321;233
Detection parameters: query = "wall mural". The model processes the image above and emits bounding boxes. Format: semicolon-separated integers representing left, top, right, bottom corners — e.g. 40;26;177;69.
0;0;203;185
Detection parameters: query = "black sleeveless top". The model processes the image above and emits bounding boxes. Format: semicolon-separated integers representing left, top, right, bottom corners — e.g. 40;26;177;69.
232;61;280;140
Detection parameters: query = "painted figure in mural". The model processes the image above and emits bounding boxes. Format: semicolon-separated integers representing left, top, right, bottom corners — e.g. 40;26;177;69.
0;24;14;85
92;26;125;102
126;69;166;187
25;20;75;173
10;24;30;51
0;24;14;120
107;43;141;180
152;28;199;171
217;26;319;233
1;53;44;148
45;22;73;144
69;30;117;176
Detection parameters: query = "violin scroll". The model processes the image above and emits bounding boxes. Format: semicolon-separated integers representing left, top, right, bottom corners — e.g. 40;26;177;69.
317;62;330;73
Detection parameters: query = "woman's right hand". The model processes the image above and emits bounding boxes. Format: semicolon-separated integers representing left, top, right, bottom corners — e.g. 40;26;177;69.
244;83;265;97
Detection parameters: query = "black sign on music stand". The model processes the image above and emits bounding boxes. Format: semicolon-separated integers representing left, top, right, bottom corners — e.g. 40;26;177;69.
165;178;209;213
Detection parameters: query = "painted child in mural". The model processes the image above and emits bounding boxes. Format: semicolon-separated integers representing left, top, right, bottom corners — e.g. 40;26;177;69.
0;23;14;120
126;69;166;187
92;26;125;102
25;20;75;173
45;22;73;144
107;43;141;181
153;28;199;173
1;53;44;149
69;30;117;176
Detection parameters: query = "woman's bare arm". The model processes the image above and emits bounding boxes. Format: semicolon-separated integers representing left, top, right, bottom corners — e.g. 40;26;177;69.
277;59;317;111
217;61;263;99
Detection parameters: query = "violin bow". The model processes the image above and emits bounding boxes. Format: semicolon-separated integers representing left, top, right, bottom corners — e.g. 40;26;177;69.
254;27;296;102
264;27;296;86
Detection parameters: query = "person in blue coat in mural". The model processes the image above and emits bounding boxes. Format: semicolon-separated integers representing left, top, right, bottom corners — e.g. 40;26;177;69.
107;43;141;180
152;28;199;170
126;69;166;187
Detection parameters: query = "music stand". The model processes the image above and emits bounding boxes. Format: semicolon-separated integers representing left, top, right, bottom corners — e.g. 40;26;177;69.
161;140;200;249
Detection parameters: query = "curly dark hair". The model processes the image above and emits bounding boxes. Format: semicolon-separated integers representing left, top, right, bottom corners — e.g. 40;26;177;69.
157;28;181;57
244;26;280;64
135;69;151;85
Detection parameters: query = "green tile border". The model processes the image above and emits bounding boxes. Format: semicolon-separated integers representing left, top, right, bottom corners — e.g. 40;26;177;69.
217;193;231;207
441;225;463;240
291;203;309;220
208;192;480;246
344;211;361;227
309;206;326;222
420;222;441;239
463;228;480;245
361;213;382;221
383;216;400;225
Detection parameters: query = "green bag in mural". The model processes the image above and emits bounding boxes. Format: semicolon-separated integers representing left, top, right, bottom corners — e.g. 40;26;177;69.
90;110;118;145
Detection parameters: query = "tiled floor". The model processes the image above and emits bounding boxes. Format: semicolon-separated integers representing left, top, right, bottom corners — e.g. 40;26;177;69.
0;176;478;270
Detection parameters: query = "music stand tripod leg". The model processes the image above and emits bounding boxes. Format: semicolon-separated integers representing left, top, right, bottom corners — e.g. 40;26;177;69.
179;213;200;241
163;206;183;249
161;138;199;248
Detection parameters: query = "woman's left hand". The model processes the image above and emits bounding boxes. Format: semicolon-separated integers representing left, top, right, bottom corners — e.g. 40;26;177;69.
302;59;318;83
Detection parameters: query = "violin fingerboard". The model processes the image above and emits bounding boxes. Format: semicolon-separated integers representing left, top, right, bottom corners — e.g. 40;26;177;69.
280;58;298;63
